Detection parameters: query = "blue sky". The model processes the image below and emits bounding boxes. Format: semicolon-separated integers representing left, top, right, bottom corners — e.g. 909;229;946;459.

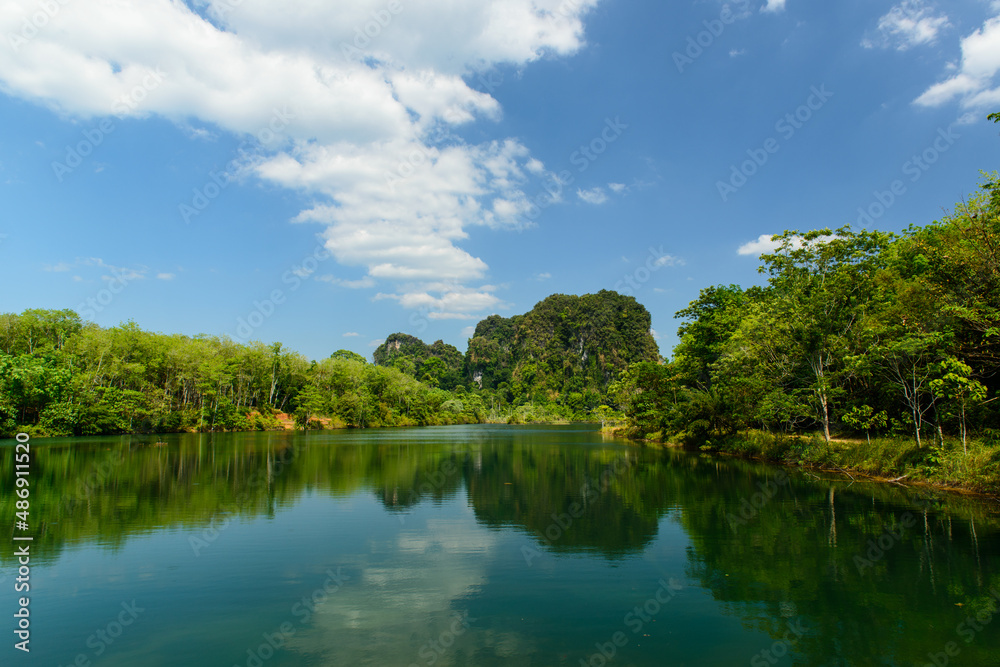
2;0;999;361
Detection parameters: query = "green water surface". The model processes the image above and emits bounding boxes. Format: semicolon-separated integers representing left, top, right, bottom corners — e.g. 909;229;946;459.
2;424;999;666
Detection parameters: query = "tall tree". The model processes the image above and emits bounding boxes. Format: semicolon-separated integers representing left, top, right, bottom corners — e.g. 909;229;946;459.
755;227;893;443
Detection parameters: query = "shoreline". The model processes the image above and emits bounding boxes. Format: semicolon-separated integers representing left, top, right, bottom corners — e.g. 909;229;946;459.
2;415;581;441
625;433;1000;503
10;419;999;503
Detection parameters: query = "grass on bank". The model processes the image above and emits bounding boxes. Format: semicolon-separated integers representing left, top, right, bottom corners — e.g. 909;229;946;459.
630;429;1000;495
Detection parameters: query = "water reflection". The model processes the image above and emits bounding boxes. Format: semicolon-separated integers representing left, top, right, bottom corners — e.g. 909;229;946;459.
1;426;999;665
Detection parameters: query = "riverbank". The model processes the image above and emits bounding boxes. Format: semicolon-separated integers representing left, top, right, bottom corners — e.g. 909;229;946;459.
9;409;577;440
621;428;1000;499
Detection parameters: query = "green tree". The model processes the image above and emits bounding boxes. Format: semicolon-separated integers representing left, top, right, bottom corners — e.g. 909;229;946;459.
930;357;987;453
756;227;893;443
841;405;888;444
331;349;367;363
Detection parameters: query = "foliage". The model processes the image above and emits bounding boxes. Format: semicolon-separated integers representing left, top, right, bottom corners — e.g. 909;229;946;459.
613;173;1000;490
465;290;660;411
372;334;464;390
1;291;661;435
0;317;482;437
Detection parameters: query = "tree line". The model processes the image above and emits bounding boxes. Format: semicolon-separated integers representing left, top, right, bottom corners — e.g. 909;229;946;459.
0;312;486;437
0;291;659;437
612;173;1000;460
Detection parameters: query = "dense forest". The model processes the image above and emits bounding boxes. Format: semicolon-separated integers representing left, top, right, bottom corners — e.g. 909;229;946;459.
375;290;659;413
0;291;658;437
612;173;1000;490
0;312;480;436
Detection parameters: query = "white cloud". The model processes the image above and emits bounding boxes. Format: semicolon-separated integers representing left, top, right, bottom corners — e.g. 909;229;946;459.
862;1;949;51
46;257;149;281
317;274;376;289
343;332;360;337
180;125;217;141
729;48;747;57
915;14;1000;109
292;266;316;278
525;158;545;174
761;0;786;14
738;233;836;256
534;272;552;280
460;325;476;338
653;254;684;267
210;0;599;76
608;182;626;193
956;111;981;125
156;272;175;280
0;0;601;319
738;234;782;256
374;283;507;320
341;277;376;289
368;339;384;347
270;137;541;285
44;262;73;272
576;186;608;204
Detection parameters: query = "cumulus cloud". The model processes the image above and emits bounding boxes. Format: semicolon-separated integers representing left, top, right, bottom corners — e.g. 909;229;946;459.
0;0;601;318
738;234;782;256
738;233;836;256
374;282;508;320
761;0;787;14
653;254;684;267
862;1;949;51
915;13;1000;109
576;187;608;204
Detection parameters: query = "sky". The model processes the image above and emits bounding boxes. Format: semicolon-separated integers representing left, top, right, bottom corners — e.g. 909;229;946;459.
1;0;999;362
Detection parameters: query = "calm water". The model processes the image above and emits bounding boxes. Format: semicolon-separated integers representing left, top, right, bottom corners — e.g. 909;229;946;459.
2;425;1000;666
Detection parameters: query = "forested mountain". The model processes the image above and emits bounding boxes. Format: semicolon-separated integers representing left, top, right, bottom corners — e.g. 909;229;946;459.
372;334;464;390
374;291;660;413
464;291;660;407
0;290;657;437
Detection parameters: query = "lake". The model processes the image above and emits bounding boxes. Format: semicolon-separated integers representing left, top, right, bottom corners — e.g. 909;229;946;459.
2;424;999;666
